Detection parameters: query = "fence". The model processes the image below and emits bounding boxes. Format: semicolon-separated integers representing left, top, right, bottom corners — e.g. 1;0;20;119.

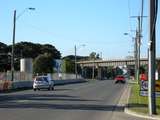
0;72;33;91
0;72;82;91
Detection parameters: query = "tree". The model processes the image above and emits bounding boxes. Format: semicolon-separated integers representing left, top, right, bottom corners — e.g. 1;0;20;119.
41;44;61;59
6;42;61;70
0;41;61;72
33;53;54;74
62;55;89;73
0;42;8;53
0;42;9;71
89;52;100;60
61;58;74;73
9;42;61;59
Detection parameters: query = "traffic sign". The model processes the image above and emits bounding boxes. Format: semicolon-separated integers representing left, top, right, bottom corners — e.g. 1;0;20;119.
140;80;160;97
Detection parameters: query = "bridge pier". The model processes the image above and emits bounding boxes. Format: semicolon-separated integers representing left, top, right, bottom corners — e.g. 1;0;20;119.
97;67;102;80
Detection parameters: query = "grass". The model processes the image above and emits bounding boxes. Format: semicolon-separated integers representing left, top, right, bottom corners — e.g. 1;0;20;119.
128;84;160;115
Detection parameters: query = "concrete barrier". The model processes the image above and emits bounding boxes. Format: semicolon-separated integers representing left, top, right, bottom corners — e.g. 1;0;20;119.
0;79;86;91
54;79;86;85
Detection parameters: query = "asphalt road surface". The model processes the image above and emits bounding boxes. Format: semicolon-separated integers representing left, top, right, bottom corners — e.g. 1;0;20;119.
0;80;146;120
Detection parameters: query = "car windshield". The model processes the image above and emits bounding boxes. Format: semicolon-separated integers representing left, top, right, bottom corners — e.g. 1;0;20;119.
117;76;124;78
43;77;49;83
35;77;44;81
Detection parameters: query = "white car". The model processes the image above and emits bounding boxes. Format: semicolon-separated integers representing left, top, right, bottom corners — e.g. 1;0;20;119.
33;76;54;91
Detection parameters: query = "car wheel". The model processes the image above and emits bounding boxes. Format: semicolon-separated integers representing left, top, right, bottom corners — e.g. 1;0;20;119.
33;88;36;91
120;81;124;84
48;87;51;91
52;87;54;90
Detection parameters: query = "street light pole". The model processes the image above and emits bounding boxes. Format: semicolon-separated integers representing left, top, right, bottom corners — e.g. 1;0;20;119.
11;10;16;83
124;33;138;82
11;8;35;85
74;44;85;79
75;45;77;79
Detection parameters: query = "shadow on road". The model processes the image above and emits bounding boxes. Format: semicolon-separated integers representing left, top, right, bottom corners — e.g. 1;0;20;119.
0;94;97;102
0;103;124;112
127;103;160;110
0;93;124;112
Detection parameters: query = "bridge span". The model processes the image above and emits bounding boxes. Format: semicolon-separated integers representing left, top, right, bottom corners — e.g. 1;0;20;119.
77;58;150;67
77;58;160;80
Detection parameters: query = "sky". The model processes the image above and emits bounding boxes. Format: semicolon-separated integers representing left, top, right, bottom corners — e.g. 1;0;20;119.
0;0;160;59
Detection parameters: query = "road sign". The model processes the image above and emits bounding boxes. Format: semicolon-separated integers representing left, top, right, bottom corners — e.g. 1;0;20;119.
140;80;148;90
140;80;160;97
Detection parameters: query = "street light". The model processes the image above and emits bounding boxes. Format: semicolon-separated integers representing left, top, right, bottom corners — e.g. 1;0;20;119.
11;8;35;84
124;32;138;82
75;44;85;79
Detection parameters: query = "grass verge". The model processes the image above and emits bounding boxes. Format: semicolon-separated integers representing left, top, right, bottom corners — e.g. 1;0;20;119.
128;84;160;115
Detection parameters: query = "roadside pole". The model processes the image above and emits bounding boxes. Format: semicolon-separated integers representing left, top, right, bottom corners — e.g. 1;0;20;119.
137;16;141;84
148;0;156;115
135;30;139;84
11;10;16;89
75;45;77;79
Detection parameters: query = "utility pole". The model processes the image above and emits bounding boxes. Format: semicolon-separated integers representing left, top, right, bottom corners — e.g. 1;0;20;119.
137;16;141;84
75;45;77;79
134;34;138;83
131;15;146;83
92;58;95;79
11;8;35;87
131;16;141;83
74;44;85;79
11;10;16;83
148;0;156;115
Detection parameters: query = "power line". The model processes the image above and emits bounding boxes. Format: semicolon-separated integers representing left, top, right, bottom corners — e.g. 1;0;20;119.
127;0;132;32
140;0;144;32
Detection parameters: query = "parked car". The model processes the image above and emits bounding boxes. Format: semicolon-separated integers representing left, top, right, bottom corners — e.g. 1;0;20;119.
33;75;54;91
114;75;126;84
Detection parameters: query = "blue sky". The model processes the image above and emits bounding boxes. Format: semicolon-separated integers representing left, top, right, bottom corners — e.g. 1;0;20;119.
0;0;159;59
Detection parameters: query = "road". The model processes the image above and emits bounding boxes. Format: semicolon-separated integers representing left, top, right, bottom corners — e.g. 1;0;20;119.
0;80;146;120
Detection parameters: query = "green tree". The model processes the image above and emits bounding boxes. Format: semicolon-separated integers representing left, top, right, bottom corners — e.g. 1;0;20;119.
61;58;74;73
41;44;61;59
7;42;61;70
9;42;61;59
89;52;100;60
33;53;54;74
0;42;9;71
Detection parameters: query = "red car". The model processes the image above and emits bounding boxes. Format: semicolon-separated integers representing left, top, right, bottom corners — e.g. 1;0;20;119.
114;75;125;84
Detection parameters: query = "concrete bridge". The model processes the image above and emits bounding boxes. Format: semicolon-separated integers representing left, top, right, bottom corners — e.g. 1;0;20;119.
77;58;160;79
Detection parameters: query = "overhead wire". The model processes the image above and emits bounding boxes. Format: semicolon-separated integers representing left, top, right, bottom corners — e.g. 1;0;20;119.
140;0;144;33
127;0;132;32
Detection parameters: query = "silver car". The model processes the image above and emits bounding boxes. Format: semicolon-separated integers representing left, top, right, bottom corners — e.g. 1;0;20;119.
33;76;54;91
